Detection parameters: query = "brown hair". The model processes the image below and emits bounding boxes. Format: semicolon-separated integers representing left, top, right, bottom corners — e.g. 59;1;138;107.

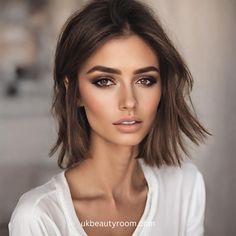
50;0;210;169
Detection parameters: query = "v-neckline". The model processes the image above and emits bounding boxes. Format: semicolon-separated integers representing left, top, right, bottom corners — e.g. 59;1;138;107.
55;158;158;236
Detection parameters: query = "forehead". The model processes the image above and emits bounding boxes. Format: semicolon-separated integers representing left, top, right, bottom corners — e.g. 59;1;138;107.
79;35;159;73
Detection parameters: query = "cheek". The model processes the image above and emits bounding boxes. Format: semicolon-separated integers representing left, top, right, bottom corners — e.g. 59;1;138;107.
139;88;162;115
80;88;115;121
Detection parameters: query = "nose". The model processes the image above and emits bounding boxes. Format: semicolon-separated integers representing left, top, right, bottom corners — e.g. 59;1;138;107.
119;84;137;113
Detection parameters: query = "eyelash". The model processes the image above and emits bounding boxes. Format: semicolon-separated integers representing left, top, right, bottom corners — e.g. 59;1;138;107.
91;76;158;88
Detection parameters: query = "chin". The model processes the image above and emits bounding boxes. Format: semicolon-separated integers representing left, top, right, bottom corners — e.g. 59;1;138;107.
111;136;144;147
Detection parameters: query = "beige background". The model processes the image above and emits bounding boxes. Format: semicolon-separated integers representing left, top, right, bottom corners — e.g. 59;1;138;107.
0;0;235;235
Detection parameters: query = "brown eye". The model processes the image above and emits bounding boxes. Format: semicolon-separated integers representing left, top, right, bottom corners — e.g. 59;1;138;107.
92;77;115;87
137;77;157;87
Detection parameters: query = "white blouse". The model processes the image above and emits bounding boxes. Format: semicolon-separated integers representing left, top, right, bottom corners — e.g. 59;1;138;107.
9;159;206;236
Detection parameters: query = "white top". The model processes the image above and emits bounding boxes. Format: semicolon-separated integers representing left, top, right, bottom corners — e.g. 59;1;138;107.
9;159;206;236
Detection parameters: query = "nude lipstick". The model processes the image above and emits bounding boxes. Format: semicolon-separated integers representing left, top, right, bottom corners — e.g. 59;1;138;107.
112;117;143;133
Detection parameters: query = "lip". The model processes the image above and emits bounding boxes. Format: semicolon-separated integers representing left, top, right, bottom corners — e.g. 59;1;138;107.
112;116;143;133
112;117;143;125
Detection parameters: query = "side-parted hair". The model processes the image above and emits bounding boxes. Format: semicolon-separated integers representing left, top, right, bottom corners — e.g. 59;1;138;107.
50;0;210;169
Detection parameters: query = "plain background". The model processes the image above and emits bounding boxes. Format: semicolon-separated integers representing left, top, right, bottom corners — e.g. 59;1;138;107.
146;0;236;235
0;0;235;235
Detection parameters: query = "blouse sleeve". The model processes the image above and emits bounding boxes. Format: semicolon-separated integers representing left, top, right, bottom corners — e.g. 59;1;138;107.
8;208;61;236
186;171;206;236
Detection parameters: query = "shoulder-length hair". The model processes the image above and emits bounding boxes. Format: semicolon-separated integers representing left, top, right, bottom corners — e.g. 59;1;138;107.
50;0;210;169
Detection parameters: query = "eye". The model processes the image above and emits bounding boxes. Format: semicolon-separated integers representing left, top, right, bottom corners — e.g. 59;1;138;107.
92;77;115;87
136;77;157;87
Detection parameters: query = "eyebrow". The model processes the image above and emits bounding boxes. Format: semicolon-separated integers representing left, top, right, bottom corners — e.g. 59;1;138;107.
86;65;160;75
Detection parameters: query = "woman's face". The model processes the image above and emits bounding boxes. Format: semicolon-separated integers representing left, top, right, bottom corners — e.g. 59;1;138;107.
78;35;162;147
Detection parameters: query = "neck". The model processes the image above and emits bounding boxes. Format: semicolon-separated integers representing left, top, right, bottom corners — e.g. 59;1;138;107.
74;135;145;200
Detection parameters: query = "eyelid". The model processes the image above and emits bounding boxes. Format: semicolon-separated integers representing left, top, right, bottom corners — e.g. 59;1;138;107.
136;76;158;84
137;75;158;80
91;75;114;81
90;75;158;87
91;76;115;87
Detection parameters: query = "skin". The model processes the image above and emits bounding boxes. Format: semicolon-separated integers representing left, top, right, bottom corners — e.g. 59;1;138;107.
65;34;162;236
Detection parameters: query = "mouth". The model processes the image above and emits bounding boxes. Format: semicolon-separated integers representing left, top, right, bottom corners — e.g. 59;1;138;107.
112;117;143;133
112;117;143;125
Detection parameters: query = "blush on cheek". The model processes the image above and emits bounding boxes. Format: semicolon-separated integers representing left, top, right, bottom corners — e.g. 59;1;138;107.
83;95;113;123
143;94;161;112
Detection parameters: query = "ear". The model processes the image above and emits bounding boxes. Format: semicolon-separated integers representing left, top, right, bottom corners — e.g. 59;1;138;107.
64;77;69;89
77;96;84;107
64;77;84;107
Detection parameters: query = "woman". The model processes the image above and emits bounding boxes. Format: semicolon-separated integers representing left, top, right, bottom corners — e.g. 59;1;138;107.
9;0;210;235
